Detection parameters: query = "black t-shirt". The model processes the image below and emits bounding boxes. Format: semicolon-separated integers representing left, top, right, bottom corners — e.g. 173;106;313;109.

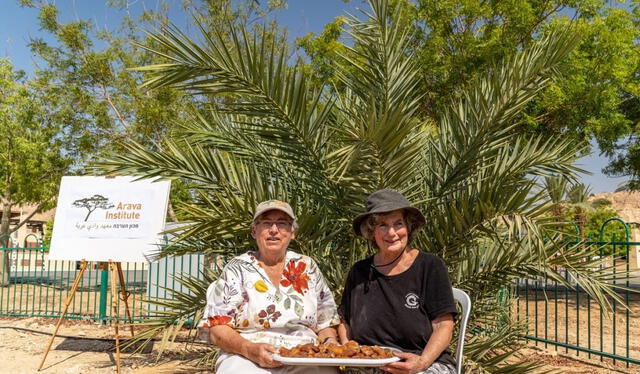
338;251;457;366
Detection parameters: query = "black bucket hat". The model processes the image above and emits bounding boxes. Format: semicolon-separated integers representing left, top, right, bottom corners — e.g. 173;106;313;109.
352;189;426;238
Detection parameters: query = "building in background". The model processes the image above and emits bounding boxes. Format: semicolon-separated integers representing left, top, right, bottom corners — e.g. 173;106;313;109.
0;204;55;247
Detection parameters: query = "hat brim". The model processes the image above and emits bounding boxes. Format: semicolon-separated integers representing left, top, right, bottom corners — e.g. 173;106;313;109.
352;206;425;237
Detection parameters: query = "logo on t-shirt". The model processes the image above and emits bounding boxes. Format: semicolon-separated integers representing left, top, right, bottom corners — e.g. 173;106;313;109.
404;292;419;309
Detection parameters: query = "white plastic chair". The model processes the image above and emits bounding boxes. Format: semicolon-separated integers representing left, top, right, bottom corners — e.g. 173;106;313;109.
452;287;471;374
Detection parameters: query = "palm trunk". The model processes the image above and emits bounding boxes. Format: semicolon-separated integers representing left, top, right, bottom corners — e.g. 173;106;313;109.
552;203;565;241
574;209;587;263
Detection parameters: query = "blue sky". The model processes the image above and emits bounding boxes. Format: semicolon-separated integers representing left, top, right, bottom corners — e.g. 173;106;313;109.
0;0;629;193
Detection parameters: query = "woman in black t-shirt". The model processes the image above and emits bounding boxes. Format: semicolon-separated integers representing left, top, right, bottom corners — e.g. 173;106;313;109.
338;189;457;374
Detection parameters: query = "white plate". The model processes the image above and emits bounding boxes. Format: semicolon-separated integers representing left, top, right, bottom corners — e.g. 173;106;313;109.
273;347;401;367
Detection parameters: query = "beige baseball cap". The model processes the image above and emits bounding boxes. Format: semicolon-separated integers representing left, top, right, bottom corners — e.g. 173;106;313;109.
253;200;296;222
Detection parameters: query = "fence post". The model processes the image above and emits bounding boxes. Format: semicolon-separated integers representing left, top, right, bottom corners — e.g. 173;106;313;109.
98;262;109;323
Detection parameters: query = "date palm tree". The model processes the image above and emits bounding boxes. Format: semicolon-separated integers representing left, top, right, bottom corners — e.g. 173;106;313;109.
544;175;569;218
544;177;596;239
97;0;630;372
567;183;594;238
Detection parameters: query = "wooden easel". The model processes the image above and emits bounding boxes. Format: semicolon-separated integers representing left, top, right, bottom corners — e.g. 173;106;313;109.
38;259;135;373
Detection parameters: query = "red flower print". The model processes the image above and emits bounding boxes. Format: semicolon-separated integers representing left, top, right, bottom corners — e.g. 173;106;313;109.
257;304;281;328
280;260;310;294
204;315;232;327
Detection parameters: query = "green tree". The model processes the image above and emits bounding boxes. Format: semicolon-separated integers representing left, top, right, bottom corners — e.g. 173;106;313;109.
20;0;187;154
0;58;67;284
583;209;627;241
97;1;631;371
16;0;291;219
558;207;628;256
299;0;640;189
543;179;628;255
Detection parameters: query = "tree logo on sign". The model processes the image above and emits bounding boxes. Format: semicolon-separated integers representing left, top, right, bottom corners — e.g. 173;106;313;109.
72;195;115;221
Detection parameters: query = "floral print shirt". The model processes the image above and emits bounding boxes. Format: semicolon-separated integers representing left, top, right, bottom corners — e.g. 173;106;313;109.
198;250;340;348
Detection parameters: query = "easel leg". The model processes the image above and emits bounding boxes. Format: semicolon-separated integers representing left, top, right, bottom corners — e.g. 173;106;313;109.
109;261;121;374
115;262;135;337
38;260;89;371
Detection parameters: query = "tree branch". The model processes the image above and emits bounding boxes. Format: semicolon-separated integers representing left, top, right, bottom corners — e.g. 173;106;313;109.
100;82;130;131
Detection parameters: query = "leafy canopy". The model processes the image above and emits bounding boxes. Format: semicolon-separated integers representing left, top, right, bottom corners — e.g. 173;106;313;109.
299;0;640;188
0;58;67;232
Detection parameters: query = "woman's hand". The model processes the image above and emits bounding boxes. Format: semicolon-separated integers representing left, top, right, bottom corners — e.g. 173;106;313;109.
243;342;282;368
337;322;352;344
380;351;429;374
381;313;454;373
322;336;339;345
317;326;339;345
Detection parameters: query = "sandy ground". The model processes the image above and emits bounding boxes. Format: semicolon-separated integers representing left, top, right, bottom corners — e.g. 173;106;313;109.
1;317;639;374
516;289;640;361
0;317;212;374
520;346;638;374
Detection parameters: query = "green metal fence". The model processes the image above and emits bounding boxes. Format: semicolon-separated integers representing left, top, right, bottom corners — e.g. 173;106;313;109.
514;218;640;368
0;236;204;323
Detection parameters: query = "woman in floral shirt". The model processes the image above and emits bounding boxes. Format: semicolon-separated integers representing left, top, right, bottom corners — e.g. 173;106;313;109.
199;200;340;373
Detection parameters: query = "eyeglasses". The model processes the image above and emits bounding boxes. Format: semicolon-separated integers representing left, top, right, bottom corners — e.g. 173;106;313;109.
256;220;293;230
375;221;406;234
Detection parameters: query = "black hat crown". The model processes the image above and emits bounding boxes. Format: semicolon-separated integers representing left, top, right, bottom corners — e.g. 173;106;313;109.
352;189;425;237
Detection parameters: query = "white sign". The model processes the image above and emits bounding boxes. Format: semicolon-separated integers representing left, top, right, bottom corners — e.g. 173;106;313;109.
49;176;171;262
